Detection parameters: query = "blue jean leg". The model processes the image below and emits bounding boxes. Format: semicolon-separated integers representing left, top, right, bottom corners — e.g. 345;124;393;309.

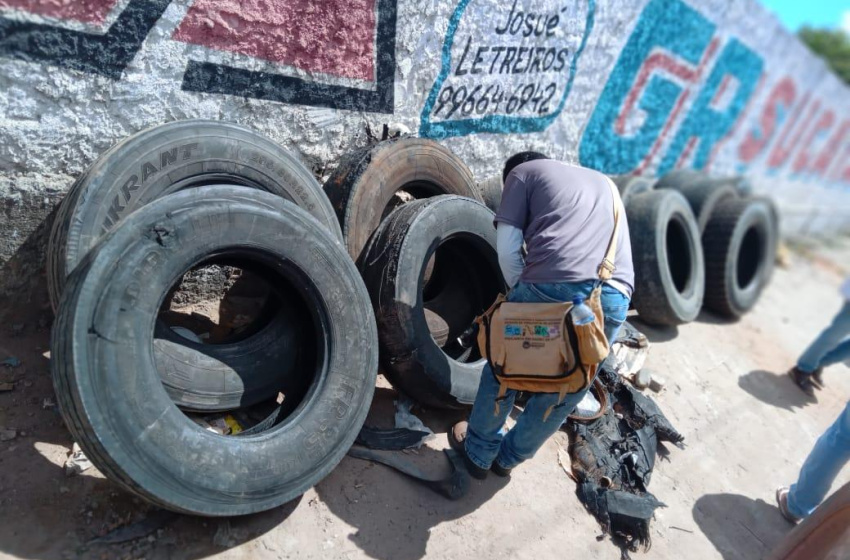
464;281;629;470
787;402;850;518
797;303;850;373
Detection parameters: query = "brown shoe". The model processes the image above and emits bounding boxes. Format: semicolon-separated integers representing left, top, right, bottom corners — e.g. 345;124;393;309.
811;367;825;390
776;487;802;524
449;421;487;480
788;367;815;397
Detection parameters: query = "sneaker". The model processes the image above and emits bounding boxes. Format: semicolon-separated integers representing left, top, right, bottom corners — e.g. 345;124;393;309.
491;461;512;478
775;487;802;524
811;367;825;390
449;421;487;480
788;367;815;397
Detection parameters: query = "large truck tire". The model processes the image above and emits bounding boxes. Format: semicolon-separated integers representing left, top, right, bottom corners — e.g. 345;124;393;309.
627;190;706;326
703;197;777;318
656;170;740;233
323;138;483;263
47;120;341;411
360;196;505;409
47;119;341;308
610;174;656;206
477;175;503;213
52;186;378;516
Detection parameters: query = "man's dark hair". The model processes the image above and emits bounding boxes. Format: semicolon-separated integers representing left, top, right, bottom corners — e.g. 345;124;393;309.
502;151;549;182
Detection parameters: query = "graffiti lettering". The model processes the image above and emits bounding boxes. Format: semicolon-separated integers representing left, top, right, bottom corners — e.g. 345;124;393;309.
579;0;718;174
420;0;594;140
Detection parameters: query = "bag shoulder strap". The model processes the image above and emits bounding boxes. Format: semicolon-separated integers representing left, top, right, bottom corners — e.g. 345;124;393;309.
598;178;624;281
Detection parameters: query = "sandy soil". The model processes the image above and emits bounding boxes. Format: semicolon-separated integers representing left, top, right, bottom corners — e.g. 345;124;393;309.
1;237;848;560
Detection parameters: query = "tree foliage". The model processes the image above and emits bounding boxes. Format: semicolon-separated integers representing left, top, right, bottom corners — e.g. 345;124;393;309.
798;26;850;85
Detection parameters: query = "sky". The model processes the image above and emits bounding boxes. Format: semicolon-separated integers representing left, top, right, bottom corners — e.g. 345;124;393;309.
758;0;850;32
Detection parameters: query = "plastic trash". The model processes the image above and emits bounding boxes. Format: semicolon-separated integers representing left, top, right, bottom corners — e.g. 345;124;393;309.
65;442;93;476
575;390;602;416
394;394;434;447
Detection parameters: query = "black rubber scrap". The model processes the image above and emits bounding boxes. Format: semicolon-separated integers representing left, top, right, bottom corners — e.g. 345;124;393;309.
347;446;470;501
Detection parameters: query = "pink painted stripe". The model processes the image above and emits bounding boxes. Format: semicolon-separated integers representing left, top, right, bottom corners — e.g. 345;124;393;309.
0;0;119;25
173;0;377;82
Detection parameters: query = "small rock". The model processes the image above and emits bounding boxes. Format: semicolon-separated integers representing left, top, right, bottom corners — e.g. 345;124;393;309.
59;485;70;494
632;369;652;390
649;374;666;393
0;429;16;442
10;324;24;336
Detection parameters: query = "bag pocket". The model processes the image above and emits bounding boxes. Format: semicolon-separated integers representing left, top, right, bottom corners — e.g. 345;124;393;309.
574;320;609;365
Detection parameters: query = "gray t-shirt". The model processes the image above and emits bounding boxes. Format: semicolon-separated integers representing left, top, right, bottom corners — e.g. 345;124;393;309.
495;159;634;295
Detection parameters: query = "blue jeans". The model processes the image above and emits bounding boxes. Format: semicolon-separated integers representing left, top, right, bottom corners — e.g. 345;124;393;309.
787;402;850;518
797;302;850;373
465;281;630;471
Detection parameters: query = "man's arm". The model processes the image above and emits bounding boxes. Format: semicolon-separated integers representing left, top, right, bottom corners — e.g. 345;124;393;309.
497;223;525;288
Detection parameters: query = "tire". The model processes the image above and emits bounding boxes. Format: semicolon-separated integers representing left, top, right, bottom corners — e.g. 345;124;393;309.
323;138;483;263
48;119;342;308
703;197;777;318
360;196;506;409
52;186;378;516
656;170;739;233
610;174;655;206
47;120;342;411
477;175;503;213
627;190;705;326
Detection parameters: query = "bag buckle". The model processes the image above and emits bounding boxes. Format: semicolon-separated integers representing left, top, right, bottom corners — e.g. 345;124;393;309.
598;259;615;279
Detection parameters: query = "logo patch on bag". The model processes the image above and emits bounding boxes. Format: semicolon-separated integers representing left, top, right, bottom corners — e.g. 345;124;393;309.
504;324;522;337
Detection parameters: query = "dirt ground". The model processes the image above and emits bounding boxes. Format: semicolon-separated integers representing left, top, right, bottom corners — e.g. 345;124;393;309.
1;236;849;560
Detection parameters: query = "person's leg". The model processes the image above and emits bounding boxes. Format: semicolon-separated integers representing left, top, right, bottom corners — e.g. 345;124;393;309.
464;364;516;470
786;402;850;518
815;339;850;370
600;284;630;344
492;283;631;469
462;283;544;470
796;303;850;373
496;386;588;469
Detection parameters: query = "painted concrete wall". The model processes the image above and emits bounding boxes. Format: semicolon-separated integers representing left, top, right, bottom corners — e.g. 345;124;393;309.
1;0;849;296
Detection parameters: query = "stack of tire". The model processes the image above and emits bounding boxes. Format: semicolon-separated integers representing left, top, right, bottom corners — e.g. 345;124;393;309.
613;170;777;327
47;121;504;516
323;139;506;409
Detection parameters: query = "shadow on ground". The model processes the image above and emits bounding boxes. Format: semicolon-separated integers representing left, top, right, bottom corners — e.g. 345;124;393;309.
315;386;508;560
693;493;792;560
738;370;818;412
629;317;680;343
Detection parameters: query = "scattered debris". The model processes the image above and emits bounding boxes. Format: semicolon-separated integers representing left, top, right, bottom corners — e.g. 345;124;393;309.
393;395;434;447
565;365;684;559
0;382;14;392
88;510;177;545
189;413;242;436
1;357;21;368
775;242;792;268
65;443;93;476
632;369;652;390
42;397;56;409
670;526;694;534
356;426;430;451
606;322;649;379
0;428;16;442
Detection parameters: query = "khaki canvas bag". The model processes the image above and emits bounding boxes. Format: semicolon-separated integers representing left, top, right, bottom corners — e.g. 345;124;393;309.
476;179;624;419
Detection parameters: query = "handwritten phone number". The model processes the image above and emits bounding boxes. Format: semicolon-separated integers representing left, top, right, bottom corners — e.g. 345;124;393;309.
431;82;558;120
